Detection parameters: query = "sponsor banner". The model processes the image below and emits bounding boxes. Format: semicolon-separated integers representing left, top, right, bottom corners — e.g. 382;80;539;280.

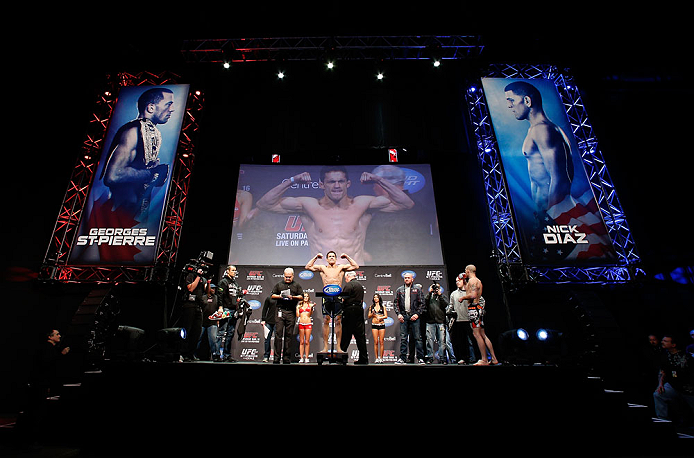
68;85;190;265
217;265;449;363
481;78;616;265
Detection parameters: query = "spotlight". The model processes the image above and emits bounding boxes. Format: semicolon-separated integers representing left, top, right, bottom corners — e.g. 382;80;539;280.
154;327;187;362
376;72;384;80
433;59;441;68
326;61;335;70
499;328;532;365
223;62;231;69
536;329;549;341
107;325;146;362
277;71;285;79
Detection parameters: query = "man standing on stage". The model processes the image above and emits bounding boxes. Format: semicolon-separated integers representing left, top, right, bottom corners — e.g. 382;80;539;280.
459;265;499;366
305;251;359;353
216;265;241;362
181;267;209;361
256;165;414;266
394;272;425;364
270;268;304;364
340;271;368;364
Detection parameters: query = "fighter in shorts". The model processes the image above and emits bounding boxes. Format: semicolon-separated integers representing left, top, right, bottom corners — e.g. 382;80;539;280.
305;251;359;353
459;265;499;365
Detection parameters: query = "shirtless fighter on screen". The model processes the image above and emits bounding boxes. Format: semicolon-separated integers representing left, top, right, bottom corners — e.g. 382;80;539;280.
305;251;359;353
256;165;414;265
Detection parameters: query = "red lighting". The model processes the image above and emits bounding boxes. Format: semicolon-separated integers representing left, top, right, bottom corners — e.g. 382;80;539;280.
388;148;398;163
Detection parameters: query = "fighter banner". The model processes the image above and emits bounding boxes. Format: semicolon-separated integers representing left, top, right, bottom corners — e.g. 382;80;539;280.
68;85;190;265
221;265;449;363
481;78;616;265
228;164;444;267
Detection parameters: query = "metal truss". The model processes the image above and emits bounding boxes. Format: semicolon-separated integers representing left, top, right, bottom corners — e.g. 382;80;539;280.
40;71;202;284
181;35;484;63
465;63;644;285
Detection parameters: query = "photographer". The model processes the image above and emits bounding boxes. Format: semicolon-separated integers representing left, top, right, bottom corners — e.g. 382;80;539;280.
424;281;452;364
181;265;210;361
216;265;241;362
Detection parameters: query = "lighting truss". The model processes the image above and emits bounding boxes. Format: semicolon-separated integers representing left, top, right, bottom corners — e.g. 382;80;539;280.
40;71;203;284
181;36;484;63
465;63;644;285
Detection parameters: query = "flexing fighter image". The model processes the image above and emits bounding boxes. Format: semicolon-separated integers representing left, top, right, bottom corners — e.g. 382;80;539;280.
305;251;359;353
255;165;414;265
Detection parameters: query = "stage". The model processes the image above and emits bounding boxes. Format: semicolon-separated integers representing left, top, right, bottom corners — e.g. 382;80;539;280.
9;359;691;456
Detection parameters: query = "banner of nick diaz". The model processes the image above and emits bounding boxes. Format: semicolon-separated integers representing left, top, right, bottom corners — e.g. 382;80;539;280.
228;163;444;267
481;78;616;265
68;85;189;266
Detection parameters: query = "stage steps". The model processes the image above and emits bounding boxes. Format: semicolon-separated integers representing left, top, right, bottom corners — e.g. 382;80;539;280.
588;377;693;455
3;365;692;455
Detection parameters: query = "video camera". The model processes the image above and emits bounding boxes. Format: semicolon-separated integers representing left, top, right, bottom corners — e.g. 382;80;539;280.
431;280;441;294
183;250;214;277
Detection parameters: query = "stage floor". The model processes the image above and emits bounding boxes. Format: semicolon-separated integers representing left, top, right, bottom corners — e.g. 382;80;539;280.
8;360;692;456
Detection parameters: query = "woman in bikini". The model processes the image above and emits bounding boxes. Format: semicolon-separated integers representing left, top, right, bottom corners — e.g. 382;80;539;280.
368;293;387;363
296;292;316;363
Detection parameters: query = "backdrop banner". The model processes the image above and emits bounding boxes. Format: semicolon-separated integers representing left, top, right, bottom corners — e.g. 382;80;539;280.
211;265;450;363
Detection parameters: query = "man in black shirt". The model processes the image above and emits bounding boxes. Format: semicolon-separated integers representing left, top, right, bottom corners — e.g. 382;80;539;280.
340;271;368;364
181;267;209;361
217;265;241;362
270;268;303;364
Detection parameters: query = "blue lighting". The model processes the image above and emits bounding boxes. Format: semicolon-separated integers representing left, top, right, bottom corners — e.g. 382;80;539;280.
516;328;529;341
536;329;549;341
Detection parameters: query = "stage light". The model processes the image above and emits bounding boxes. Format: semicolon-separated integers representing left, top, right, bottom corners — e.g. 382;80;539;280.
536;329;549;341
108;325;146;362
376;72;384;80
154;327;187;362
223;62;231;69
277;71;285;79
327;61;335;69
433;59;441;67
499;328;533;365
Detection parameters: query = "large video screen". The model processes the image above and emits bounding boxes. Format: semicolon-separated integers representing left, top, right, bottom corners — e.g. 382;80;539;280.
228;163;444;267
68;84;190;265
481;78;616;265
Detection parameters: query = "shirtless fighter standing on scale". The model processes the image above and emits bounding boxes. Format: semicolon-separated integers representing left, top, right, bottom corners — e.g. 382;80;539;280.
305;251;359;353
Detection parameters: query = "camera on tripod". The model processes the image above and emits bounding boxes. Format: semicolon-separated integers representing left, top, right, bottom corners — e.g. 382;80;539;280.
183;250;214;277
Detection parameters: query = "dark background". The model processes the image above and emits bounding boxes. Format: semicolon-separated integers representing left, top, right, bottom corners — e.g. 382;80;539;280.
2;8;691;408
